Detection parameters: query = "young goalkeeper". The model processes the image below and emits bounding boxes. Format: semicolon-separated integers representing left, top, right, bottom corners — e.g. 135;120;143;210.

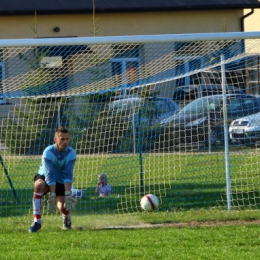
28;127;77;233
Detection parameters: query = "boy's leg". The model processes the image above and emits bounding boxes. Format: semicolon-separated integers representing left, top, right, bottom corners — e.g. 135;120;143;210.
28;175;48;233
56;182;72;230
57;197;72;230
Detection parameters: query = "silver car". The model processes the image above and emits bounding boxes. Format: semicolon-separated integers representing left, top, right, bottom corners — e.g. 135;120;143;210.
108;97;179;126
229;112;260;146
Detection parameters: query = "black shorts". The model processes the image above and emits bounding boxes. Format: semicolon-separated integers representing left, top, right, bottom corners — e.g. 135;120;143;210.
55;182;66;196
33;174;66;196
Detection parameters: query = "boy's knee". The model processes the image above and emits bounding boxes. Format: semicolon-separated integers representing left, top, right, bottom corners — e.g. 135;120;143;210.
34;179;46;192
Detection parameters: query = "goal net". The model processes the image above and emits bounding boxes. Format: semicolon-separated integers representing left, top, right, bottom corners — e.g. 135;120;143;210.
0;32;260;217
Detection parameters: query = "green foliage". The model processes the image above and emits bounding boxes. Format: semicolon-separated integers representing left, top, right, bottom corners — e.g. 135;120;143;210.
84;92;116;103
64;93;115;150
68;108;130;154
17;45;54;95
117;124;162;153
0;97;67;155
139;85;160;98
21;70;52;95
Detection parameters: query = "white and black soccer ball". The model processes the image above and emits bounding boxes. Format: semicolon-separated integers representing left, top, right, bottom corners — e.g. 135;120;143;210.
140;194;159;211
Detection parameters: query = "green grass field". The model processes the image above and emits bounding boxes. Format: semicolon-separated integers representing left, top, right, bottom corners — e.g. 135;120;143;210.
1;150;260;218
1;209;260;260
1;151;260;259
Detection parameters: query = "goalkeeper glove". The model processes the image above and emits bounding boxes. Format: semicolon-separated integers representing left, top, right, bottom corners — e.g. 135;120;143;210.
47;192;56;213
65;190;77;211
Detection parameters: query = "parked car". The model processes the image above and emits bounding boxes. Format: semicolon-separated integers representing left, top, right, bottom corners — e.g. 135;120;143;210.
107;97;179;126
161;94;260;146
229;112;260;146
172;84;245;108
110;94;139;101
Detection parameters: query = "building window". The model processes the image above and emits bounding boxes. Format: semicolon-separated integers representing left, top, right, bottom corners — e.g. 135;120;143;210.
246;55;260;95
111;45;140;96
174;57;203;87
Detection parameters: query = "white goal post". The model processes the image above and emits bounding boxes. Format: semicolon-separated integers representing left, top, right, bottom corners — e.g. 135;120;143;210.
1;31;260;218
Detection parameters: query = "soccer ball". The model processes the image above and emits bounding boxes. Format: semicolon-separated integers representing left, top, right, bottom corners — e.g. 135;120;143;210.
140;194;159;211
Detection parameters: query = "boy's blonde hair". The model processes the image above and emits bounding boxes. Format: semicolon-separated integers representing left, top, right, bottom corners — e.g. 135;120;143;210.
98;173;108;185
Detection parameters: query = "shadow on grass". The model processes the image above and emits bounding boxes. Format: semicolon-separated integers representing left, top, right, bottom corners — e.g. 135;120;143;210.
2;182;260;217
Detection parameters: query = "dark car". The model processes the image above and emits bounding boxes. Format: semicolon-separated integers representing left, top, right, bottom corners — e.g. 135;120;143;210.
161;94;260;146
172;84;245;109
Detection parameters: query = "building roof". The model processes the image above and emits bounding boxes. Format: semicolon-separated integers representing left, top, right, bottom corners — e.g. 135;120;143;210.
1;0;260;15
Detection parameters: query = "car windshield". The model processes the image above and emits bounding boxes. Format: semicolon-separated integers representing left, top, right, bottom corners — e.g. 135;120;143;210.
178;95;259;115
108;99;141;114
108;98;177;118
178;96;214;114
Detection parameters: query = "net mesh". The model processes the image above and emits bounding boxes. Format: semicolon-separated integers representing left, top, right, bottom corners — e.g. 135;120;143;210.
0;33;260;217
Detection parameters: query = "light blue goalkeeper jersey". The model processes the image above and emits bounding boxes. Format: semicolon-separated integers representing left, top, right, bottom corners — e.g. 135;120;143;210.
38;144;76;186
